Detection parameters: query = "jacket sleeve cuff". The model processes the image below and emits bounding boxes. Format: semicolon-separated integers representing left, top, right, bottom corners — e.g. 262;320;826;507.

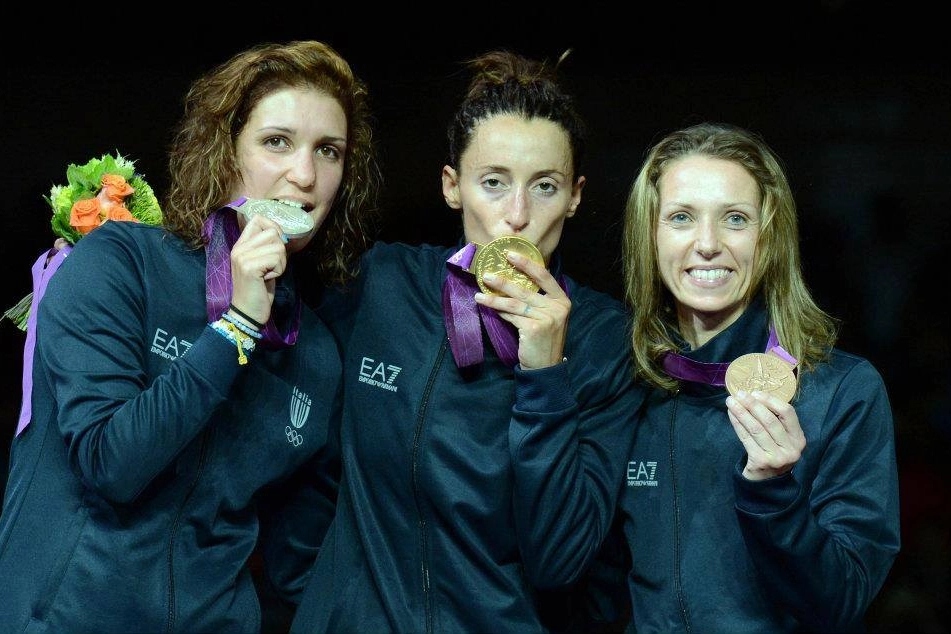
514;360;574;413
179;325;246;396
733;461;802;515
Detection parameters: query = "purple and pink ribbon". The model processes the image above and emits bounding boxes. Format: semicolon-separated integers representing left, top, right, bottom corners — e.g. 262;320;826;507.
15;246;72;436
443;242;567;369
661;325;798;386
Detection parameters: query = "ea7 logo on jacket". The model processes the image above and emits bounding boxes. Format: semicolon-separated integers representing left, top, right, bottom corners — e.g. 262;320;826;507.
627;460;658;487
150;328;193;361
358;356;401;393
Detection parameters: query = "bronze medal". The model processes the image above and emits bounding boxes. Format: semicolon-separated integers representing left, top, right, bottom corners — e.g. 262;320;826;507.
725;352;797;403
471;235;545;296
237;198;315;239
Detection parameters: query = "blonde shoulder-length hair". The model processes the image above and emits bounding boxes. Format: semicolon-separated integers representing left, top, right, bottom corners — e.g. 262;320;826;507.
622;122;838;392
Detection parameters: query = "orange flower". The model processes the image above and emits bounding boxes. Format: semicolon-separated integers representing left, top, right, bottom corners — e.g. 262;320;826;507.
70;198;102;235
69;174;142;236
100;174;134;203
105;205;138;223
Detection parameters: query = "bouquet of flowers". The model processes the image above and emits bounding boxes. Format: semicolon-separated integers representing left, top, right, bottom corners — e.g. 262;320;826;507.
3;152;163;331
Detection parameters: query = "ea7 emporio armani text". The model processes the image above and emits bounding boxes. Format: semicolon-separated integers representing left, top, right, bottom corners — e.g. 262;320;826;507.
150;328;193;361
627;460;659;487
358;356;402;393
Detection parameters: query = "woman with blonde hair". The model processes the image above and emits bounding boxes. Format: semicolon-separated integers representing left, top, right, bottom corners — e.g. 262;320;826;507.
607;121;900;632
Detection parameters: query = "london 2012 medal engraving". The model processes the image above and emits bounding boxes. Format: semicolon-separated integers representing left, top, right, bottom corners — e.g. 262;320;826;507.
236;198;315;239
725;352;797;403
472;235;545;296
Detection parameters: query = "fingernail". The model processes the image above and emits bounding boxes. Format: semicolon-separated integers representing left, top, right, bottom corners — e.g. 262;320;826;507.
482;273;497;283
737;390;747;398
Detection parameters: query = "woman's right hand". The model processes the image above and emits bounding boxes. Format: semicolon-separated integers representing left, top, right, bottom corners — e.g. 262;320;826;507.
725;390;806;481
474;250;571;370
228;214;288;327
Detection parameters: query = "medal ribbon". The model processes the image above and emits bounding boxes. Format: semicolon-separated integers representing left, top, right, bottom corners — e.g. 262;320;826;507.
202;206;300;349
15;246;73;436
661;325;798;386
443;243;567;369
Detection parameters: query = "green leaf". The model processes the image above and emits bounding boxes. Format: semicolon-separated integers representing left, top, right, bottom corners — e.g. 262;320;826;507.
2;292;33;332
127;175;163;224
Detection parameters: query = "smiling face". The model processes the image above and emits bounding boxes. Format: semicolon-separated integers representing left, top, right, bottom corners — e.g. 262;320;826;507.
231;85;347;255
441;114;584;261
656;154;761;346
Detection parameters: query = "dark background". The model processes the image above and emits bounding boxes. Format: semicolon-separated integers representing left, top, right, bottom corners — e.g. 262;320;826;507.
2;6;948;632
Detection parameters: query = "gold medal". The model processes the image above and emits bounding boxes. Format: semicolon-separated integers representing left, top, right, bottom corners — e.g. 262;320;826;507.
236;198;315;239
725;352;798;403
471;235;545;296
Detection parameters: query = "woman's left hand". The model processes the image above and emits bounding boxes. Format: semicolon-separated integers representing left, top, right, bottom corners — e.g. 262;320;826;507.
726;390;806;481
474;250;570;370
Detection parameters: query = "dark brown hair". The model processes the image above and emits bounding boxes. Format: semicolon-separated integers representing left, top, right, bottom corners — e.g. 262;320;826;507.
446;50;586;179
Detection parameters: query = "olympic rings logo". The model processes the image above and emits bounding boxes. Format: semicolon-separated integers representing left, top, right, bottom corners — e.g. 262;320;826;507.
285;426;303;447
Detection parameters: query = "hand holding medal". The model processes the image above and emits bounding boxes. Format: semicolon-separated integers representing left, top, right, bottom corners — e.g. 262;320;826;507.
227;206;291;328
472;235;571;370
725;350;805;481
471;235;545;295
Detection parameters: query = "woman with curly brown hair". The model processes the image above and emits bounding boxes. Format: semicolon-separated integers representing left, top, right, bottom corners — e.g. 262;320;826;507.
0;39;379;633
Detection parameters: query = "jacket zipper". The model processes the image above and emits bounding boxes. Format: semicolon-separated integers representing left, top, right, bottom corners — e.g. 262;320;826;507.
411;339;448;634
669;397;692;632
165;429;210;633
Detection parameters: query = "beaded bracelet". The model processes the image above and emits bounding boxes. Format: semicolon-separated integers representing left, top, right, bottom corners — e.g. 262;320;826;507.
228;303;265;330
210;319;256;365
222;312;263;339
